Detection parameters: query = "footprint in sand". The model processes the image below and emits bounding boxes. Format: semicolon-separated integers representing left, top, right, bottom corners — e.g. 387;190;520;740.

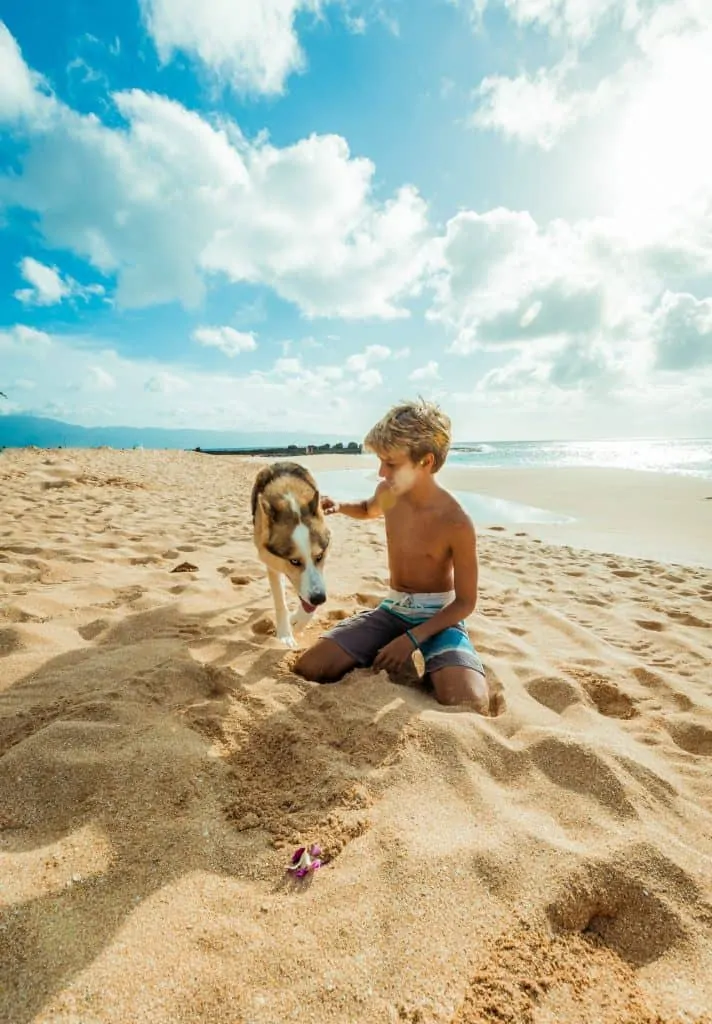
666;610;710;628
635;619;666;632
630;667;695;712
666;720;712;756
251;616;275;636
545;849;688;967
0;627;24;656
326;608;350;623
526;675;582;714
580;678;637;720
529;736;637;819
77;619;111;641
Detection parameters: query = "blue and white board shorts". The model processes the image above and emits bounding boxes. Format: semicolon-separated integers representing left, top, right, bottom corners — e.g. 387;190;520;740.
323;590;485;676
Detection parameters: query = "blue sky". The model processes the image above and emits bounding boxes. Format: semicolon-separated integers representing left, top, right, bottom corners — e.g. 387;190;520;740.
1;0;711;440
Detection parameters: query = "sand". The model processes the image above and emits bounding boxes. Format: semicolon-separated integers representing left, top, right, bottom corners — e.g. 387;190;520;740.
1;446;712;1024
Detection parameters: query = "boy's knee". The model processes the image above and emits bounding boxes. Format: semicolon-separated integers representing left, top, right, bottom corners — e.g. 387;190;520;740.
432;667;489;714
293;640;354;683
293;648;324;681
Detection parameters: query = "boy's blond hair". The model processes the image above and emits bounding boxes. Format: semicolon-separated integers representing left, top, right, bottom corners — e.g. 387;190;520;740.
364;398;452;472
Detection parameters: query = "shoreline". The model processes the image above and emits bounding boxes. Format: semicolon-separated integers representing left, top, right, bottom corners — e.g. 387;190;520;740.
295;455;712;569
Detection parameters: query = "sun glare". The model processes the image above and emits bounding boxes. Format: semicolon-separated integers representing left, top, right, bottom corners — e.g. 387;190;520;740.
605;31;712;232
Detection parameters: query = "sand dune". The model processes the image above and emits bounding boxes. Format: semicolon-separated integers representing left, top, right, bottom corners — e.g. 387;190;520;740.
1;447;712;1023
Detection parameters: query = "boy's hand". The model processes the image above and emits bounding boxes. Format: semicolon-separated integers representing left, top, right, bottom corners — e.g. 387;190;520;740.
373;634;417;674
321;495;340;515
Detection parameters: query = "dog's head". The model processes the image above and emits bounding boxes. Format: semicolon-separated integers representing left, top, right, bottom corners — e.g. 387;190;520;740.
257;489;330;612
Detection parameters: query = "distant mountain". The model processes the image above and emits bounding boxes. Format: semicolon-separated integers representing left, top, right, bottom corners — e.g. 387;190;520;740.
0;414;353;451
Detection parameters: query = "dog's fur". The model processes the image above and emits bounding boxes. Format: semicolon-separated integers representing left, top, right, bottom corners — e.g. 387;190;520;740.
251;461;331;647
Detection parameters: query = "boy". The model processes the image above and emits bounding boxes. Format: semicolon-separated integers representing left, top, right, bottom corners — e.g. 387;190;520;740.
294;399;490;714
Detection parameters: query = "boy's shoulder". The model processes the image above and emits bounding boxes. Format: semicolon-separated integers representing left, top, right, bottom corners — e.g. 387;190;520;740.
435;486;475;530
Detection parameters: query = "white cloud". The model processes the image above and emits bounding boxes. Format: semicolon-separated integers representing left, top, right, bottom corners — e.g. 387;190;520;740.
409;360;440;381
144;372;190;393
273;357;305;375
357;367;383;390
345;13;367;33
0;22;43;122
139;0;324;96
426;195;712;406
652;291;712;371
0;325;53;350
345;344;391;372
469;1;712;154
485;0;630;43
473;65;581;150
0;33;430;320
342;346;388;390
428;208;615;354
14;257;69;305
193;325;258;356
87;367;117;391
14;256;106;307
0;330;390;432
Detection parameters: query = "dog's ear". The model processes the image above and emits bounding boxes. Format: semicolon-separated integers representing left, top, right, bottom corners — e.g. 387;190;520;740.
307;489;320;517
258;494;274;520
257;494;277;540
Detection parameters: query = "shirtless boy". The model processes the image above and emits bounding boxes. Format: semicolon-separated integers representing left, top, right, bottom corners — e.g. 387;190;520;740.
294;399;489;713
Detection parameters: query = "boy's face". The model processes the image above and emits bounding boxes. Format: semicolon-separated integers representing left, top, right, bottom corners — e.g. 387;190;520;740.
377;448;431;495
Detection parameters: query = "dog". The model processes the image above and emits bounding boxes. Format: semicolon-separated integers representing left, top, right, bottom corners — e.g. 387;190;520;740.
251;461;330;647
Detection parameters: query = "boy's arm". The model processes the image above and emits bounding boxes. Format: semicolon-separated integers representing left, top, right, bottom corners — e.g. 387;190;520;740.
323;481;389;520
409;517;478;645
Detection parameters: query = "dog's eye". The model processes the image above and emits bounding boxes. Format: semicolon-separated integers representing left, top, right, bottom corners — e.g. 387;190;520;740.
289;558;303;567
315;552;324;563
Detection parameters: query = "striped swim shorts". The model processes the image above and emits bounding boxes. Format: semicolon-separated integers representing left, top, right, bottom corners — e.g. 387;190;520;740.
323;589;485;676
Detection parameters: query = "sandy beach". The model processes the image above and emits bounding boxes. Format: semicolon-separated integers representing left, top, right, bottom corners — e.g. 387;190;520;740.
2;446;712;1024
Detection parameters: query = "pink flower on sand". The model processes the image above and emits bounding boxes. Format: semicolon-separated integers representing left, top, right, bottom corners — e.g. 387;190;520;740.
288;844;322;878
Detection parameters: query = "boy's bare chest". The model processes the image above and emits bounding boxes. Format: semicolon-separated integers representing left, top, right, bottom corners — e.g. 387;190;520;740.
385;506;449;558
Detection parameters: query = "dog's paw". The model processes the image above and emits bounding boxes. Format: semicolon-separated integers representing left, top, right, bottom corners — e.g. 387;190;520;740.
276;623;297;647
290;607;314;633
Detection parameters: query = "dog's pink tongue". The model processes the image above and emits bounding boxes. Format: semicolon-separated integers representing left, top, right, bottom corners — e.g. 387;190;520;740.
301;598;316;614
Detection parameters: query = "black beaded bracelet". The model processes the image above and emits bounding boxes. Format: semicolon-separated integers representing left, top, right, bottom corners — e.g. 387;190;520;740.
406;629;420;651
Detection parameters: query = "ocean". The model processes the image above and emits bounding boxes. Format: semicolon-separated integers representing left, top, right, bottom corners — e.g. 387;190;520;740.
448;437;712;478
314;437;712;527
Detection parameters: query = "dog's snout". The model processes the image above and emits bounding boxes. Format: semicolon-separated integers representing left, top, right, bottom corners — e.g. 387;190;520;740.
309;590;327;607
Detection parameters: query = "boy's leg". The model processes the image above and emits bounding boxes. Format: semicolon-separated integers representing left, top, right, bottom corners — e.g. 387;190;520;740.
421;626;490;714
293;639;359;683
429;666;489;713
294;608;406;684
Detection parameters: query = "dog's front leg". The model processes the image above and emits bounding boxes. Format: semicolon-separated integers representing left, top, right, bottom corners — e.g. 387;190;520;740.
268;570;296;647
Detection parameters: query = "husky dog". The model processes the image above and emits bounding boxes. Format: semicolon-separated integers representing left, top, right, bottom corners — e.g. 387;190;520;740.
251;461;330;647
